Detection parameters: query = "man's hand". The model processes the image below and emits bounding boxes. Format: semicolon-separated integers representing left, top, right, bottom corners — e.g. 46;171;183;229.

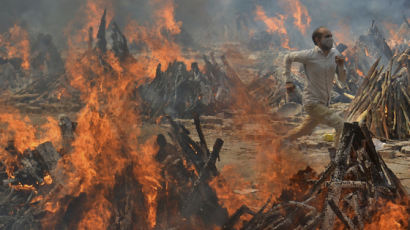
335;55;347;84
285;81;296;93
335;55;345;66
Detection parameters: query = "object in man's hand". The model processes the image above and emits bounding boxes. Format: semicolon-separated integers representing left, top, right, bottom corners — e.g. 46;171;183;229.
285;81;295;93
335;56;345;65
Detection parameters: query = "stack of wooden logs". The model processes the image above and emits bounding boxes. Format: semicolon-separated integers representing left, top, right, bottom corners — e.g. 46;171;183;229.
157;113;228;228
224;122;408;230
1;74;83;113
0;113;229;229
138;53;255;118
346;49;410;140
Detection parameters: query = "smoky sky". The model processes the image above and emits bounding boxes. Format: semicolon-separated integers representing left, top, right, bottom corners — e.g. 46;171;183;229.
0;0;408;49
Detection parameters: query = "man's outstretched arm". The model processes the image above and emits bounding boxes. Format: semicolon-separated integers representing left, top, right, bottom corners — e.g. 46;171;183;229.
283;50;312;82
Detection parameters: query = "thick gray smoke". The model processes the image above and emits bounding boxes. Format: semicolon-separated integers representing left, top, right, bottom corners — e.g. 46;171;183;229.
0;0;408;49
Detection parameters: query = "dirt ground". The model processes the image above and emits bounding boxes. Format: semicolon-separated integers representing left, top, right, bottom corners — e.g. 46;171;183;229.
140;103;410;195
22;103;410;197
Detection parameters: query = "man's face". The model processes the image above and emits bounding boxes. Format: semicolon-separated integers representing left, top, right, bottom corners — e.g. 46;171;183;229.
318;29;333;51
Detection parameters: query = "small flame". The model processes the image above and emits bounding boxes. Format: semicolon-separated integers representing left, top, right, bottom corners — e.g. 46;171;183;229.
0;24;31;70
333;21;354;47
255;5;292;49
383;21;409;50
278;0;311;35
44;201;60;213
356;69;365;77
43;174;53;185
10;183;36;191
365;47;370;57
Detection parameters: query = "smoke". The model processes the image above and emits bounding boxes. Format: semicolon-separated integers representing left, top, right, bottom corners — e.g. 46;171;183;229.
304;0;408;36
0;0;408;49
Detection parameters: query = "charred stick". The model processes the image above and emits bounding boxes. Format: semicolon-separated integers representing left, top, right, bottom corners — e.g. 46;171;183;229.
166;116;203;171
241;195;273;230
350;194;364;229
325;181;367;189
287;201;316;213
359;124;389;185
193;112;210;160
328;199;355;230
301;212;324;230
304;162;335;199
322;123;357;230
223;205;255;230
203;138;223;178
187;138;224;197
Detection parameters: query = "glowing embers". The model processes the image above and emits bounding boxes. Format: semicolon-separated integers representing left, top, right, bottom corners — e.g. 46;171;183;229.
2;141;60;189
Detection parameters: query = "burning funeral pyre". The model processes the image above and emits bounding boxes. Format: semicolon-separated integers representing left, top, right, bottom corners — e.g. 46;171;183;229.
0;1;409;230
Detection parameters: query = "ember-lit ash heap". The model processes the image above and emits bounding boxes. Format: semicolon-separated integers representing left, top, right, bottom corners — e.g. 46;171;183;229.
0;0;409;229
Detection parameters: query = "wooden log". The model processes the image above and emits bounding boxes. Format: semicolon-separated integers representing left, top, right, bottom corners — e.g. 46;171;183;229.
325;181;367;189
241;196;275;230
300;212;324;230
96;9;107;54
351;57;380;103
58;114;76;154
34;142;60;172
328;199;355;229
321;123;357;230
348;64;381;120
345;194;364;229
193;112;210;160
304;162;335;199
287;201;316;213
223;205;255;230
166;116;203;172
359;124;389;185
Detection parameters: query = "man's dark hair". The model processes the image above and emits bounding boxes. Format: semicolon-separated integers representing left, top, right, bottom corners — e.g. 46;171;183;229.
312;26;327;45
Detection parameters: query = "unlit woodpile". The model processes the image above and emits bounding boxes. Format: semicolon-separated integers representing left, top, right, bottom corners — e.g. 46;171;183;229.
346;49;410;140
224;122;408;230
139;54;254;118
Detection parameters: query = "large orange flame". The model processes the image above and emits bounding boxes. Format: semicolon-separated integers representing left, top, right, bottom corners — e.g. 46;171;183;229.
64;0;114;50
209;74;306;219
124;0;192;77
0;112;61;153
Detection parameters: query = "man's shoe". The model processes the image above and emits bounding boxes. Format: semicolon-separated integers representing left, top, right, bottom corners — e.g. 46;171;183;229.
275;138;292;152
